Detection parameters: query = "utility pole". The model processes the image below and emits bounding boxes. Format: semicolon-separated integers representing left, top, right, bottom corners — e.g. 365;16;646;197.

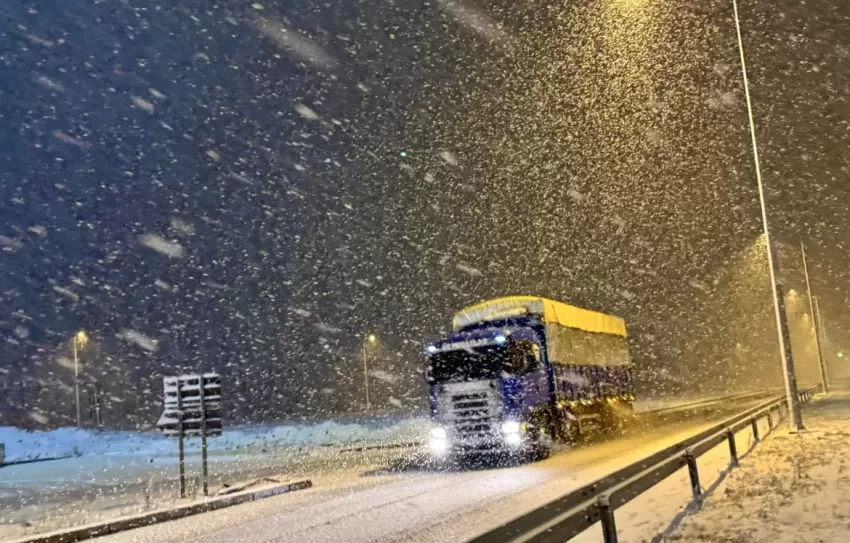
802;242;828;393
732;0;804;431
363;334;376;411
814;297;830;392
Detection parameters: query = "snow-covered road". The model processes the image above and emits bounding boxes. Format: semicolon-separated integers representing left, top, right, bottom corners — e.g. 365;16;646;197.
85;406;766;543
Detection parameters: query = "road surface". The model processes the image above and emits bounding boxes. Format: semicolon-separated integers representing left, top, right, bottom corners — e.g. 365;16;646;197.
89;402;770;543
1;390;773;540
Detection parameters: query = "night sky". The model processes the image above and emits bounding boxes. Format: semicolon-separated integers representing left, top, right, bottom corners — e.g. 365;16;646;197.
1;0;847;428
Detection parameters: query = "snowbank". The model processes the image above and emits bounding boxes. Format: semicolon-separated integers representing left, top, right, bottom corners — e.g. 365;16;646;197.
0;415;429;463
664;390;850;542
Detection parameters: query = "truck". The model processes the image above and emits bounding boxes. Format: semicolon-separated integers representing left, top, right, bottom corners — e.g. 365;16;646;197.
424;296;634;459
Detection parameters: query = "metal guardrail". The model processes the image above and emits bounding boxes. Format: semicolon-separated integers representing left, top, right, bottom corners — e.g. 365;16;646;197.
469;385;820;543
636;388;779;417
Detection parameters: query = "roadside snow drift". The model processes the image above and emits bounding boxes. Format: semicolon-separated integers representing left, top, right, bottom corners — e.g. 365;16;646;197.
0;415;429;463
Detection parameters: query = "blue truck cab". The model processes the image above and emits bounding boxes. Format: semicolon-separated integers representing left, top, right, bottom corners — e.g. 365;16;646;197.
424;296;634;459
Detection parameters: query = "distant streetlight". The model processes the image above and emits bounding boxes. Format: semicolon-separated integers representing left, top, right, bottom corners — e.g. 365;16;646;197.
363;335;377;411
732;0;803;430
72;330;89;428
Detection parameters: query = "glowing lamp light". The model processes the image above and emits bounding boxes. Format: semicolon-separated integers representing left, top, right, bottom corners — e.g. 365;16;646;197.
501;420;521;434
74;330;88;349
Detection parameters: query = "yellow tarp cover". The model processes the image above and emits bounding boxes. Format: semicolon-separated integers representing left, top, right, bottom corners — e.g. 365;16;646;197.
452;295;627;337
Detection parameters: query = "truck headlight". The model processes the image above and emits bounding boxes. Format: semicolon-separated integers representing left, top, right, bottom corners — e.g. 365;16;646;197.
505;432;523;446
429;427;448;456
501;420;521;434
430;427;447;440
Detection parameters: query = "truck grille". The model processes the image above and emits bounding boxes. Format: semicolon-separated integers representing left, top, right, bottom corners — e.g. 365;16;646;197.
439;381;503;439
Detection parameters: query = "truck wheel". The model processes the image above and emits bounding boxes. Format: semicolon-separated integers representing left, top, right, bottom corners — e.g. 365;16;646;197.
569;420;583;443
529;443;551;462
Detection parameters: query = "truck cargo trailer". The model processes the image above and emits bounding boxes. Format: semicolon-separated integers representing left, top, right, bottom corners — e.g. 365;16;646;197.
424;296;634;459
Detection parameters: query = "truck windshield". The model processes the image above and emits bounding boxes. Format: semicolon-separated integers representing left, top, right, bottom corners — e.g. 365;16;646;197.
427;342;538;383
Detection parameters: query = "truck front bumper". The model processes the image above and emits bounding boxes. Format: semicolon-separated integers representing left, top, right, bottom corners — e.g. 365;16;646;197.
429;426;536;458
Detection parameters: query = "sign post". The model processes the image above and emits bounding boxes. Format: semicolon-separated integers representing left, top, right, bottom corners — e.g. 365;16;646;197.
199;377;209;496
176;383;186;498
157;373;222;498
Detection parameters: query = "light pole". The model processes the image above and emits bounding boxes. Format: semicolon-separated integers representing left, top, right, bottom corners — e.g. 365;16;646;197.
72;330;89;428
732;0;804;430
813;297;830;392
363;334;376;411
801;242;828;393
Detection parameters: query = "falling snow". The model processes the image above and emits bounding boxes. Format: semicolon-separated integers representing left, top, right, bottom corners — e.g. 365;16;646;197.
139;234;185;259
439;150;458;165
0;235;23;250
131;96;155;113
455;263;483;277
169;217;195;235
54;130;89;149
35;75;64;92
52;286;80;301
252;17;338;70
118;329;160;352
1;0;848;536
289;307;312;318
294;104;320;120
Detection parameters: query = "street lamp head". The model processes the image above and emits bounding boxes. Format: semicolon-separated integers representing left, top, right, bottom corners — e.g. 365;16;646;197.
74;330;88;348
367;334;377;343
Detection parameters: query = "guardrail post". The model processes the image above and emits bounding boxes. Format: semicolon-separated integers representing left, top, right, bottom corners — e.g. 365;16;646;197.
598;495;618;543
685;450;702;506
751;418;759;442
727;430;739;467
767;409;774;431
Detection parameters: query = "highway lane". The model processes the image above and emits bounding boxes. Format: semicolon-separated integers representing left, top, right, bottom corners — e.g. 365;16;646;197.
92;399;771;543
0;444;403;540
